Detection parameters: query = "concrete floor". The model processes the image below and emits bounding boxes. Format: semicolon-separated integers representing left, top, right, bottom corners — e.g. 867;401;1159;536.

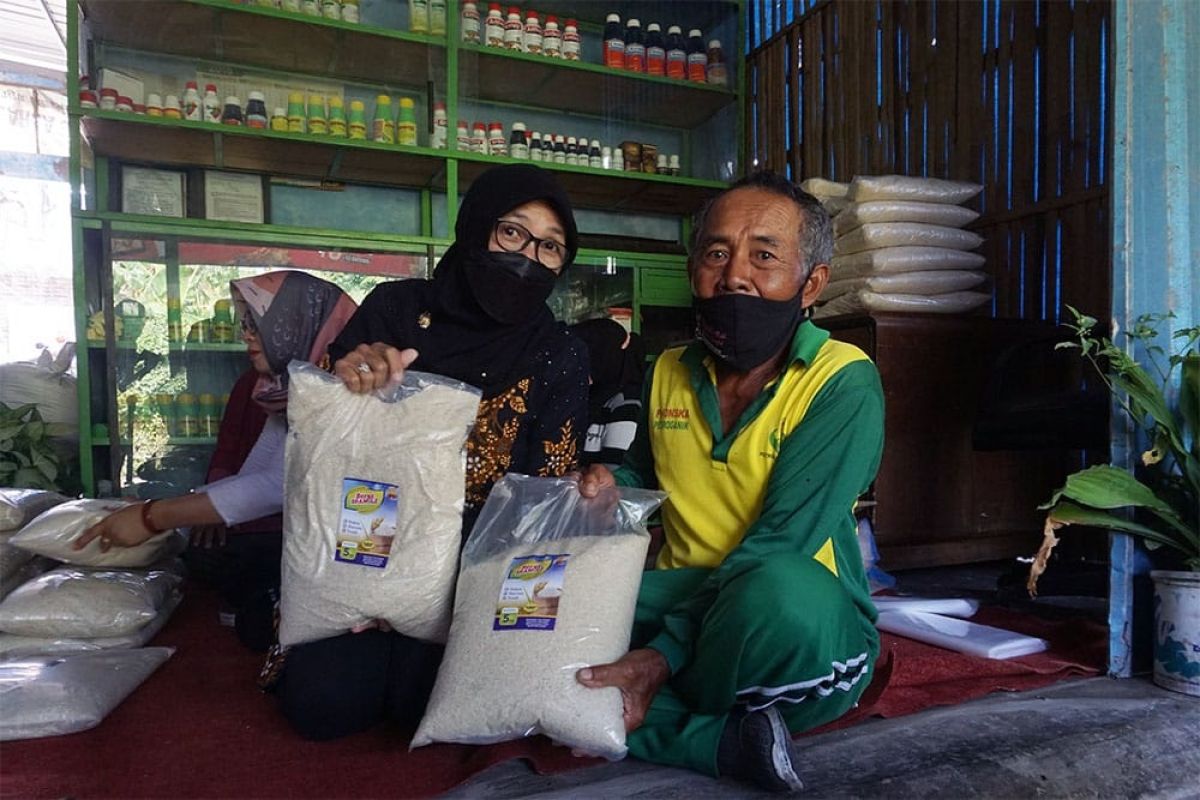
445;562;1200;799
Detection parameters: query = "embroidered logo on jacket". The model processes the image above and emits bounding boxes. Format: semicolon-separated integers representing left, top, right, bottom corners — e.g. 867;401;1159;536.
653;407;690;430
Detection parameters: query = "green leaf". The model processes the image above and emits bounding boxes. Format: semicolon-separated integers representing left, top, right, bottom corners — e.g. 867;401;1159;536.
31;450;57;483
1041;465;1174;514
23;420;45;441
11;451;30;468
0;422;22;440
1181;353;1199;445
12;467;48;490
1045;500;1189;553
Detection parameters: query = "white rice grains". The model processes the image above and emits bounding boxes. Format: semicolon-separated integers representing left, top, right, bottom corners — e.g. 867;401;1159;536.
279;364;480;647
411;532;649;759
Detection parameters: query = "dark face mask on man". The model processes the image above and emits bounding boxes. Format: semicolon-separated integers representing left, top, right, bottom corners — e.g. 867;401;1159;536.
465;249;558;326
695;291;805;372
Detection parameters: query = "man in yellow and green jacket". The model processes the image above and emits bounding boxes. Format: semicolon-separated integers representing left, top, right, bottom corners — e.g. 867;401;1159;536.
579;171;884;793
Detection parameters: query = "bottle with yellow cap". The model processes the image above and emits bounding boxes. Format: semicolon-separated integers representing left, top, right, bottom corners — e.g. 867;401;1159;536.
372;95;394;143
307;94;327;135
328;95;347;137
396;97;417;146
348;99;367;139
287;91;306;133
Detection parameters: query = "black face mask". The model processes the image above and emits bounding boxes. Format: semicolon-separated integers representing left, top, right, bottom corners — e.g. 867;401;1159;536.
465;249;558;325
695;292;805;372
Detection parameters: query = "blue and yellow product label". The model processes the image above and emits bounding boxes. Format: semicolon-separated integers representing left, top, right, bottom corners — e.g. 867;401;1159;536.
334;477;399;569
493;553;569;631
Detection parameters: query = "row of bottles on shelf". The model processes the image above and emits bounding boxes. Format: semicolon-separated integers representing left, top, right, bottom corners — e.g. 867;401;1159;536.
456;121;682;175
127;391;231;439
463;3;579;59
241;0;362;23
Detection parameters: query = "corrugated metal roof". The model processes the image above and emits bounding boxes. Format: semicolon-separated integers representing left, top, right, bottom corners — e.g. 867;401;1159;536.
0;0;68;73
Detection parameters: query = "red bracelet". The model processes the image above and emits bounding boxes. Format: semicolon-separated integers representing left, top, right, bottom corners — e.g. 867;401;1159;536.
140;500;165;534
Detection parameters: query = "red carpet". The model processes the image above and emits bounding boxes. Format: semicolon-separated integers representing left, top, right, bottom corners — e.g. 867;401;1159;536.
0;590;1103;798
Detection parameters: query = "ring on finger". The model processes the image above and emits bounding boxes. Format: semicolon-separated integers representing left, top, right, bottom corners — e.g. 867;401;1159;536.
356;361;372;374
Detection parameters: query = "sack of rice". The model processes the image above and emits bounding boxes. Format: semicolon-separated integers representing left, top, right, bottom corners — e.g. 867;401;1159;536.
0;647;173;741
9;499;184;568
834;222;983;256
0;489;69;533
0;592;180;661
412;474;665;760
0;563;182;638
830;246;986;279
0;555;54;602
0;533;36;586
799;178;850;200
815;289;991;318
833;200;980;236
847;175;983;205
280;362;481;647
821;270;988;301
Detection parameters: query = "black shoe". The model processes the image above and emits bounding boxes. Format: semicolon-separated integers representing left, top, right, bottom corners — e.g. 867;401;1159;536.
717;705;804;793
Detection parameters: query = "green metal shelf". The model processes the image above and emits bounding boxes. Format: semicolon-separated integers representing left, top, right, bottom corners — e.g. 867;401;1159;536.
80;111;726;217
458;44;737;129
82;0;443;89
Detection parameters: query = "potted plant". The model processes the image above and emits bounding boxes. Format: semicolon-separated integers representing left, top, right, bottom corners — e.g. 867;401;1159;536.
1027;308;1199;696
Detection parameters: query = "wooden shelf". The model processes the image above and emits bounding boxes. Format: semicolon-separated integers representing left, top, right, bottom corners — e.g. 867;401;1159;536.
533;1;737;38
82;112;449;191
459;45;736;129
82;0;442;88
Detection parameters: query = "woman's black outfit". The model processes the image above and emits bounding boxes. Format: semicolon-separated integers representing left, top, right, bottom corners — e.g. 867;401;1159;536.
267;164;590;740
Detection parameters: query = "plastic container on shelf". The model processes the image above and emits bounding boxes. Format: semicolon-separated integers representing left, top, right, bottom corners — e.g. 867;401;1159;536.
99;88;118;110
562;19;580;61
461;1;480;42
203;84;221;122
529;130;544;161
145;93;161;116
487;121;506;155
199;394;220;437
410;0;429;33
270;107;288;131
645;23;665;76
509;122;528;159
348;100;367;139
176;394;199;438
565;136;579;166
80;89;98;109
246;91;268;129
372;95;394;143
322;0;340;20
212;300;235;343
327;95;347;137
287;91;305;133
484;3;504;46
686;28;707;82
340;0;359;22
307;94;327;135
301;0;319;12
430;0;446;35
503;6;523;50
706;40;728;86
162;95;182;119
471;121;487;153
522;11;542;54
542;16;562;58
397;98;418;146
456;119;471;150
220;96;243;125
603;13;623;69
623;18;645;72
431;101;448;148
666;25;686;79
182;81;202;121
588;139;602;169
116;96;133;113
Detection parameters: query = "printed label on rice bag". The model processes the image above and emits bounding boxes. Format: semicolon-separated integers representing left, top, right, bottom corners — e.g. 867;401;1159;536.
493;553;568;630
334;477;399;569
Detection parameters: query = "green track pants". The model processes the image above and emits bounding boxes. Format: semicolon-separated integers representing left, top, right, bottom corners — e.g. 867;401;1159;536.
626;552;878;776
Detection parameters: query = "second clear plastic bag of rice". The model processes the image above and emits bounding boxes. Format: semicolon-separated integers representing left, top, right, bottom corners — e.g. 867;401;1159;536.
412;474;666;760
279;362;481;647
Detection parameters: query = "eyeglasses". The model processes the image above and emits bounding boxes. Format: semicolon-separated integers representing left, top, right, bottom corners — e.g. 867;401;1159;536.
493;219;568;270
239;313;258;336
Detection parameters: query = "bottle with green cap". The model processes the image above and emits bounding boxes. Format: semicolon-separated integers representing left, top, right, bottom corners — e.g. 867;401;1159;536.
307;94;327;135
287;91;306;133
348;100;367;139
328;95;347;137
396;97;417;146
372;95;394;143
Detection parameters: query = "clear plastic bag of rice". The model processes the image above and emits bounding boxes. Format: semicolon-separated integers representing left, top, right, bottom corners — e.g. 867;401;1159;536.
0;647;173;741
9;498;184;568
0;591;181;661
0;489;69;533
412;474;665;760
279;362;481;647
0;556;55;602
0;563;182;638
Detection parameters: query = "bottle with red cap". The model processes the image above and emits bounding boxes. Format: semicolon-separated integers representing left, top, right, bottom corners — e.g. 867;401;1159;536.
484;3;504;47
542;15;561;58
488;121;507;155
645;22;665;76
522;10;542;54
603;13;623;69
182;81;202;121
562;19;580;61
666;25;686;79
456;119;471;150
203;83;221;122
503;6;523;51
471;121;487;153
623;18;645;72
461;0;480;42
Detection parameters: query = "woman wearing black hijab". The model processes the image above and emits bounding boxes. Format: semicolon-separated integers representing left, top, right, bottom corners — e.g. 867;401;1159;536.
268;164;590;741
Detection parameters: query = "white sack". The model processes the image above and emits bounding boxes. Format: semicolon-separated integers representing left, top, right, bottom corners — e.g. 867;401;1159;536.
0;489;69;532
821;270;988;301
9;499;184;568
834;223;983;256
799;178;850;199
0;592;180;661
833;200;980;236
0;565;181;638
0;556;54;602
280;363;481;647
831;247;987;279
848;174;983;204
815;290;992;318
0;647;173;741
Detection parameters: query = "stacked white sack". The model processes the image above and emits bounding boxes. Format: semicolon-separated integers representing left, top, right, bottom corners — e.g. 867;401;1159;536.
812;175;991;317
